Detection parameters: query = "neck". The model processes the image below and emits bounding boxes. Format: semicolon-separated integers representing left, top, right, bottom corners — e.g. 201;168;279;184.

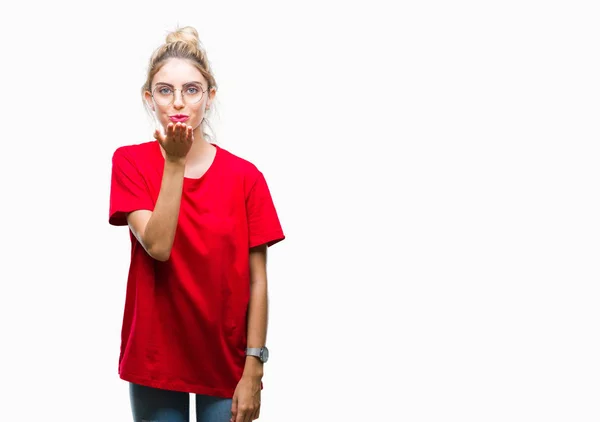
186;129;214;164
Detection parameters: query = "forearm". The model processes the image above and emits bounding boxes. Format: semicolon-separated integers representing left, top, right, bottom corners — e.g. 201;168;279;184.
244;278;268;378
143;158;185;260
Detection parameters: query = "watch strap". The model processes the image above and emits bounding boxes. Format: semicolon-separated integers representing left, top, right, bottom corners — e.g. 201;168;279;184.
246;347;262;356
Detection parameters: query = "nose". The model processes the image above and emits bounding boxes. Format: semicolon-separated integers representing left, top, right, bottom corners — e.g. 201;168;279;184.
173;90;184;109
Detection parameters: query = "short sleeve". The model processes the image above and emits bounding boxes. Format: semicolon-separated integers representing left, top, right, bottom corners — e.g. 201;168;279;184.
109;148;155;226
246;171;285;248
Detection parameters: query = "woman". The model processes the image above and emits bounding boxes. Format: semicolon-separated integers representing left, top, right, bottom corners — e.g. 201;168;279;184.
108;26;285;422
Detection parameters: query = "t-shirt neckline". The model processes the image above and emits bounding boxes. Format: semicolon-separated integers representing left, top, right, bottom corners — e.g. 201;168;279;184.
153;140;220;183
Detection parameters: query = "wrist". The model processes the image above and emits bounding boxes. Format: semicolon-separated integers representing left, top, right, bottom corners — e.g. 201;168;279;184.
164;156;186;169
243;356;264;378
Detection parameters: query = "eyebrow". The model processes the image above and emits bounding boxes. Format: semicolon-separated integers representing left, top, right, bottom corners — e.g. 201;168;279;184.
154;81;204;87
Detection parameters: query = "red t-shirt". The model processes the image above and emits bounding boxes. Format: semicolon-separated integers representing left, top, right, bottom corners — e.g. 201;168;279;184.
108;140;285;398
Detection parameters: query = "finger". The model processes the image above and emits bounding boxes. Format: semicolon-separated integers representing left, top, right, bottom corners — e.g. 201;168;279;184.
230;397;238;422
235;408;245;422
167;123;174;140
187;125;193;143
173;123;181;142
254;392;261;420
153;128;163;142
177;123;185;142
252;402;260;421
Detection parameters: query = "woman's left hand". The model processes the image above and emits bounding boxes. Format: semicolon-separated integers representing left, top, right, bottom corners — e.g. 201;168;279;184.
230;374;261;422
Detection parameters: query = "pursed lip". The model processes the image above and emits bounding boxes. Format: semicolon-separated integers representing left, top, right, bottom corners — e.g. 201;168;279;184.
169;114;189;122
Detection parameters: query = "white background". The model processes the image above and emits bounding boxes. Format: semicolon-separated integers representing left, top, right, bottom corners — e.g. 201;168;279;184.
1;1;599;421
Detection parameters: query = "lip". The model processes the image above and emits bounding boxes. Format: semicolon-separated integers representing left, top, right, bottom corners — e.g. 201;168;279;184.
169;115;189;122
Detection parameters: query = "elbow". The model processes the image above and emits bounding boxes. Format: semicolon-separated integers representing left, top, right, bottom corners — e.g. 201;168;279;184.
137;226;173;262
152;252;171;262
146;243;172;262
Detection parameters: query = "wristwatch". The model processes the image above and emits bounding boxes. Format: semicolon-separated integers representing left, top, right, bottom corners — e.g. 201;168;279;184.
246;346;269;363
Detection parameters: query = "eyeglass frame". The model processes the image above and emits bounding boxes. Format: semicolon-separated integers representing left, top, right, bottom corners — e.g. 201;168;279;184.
149;82;211;106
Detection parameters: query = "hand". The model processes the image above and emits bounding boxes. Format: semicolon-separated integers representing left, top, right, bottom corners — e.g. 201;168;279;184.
230;375;261;422
154;122;194;160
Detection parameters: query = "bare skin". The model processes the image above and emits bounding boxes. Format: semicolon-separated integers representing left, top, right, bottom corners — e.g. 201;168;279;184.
127;122;191;261
127;57;269;421
128;58;215;261
231;244;268;422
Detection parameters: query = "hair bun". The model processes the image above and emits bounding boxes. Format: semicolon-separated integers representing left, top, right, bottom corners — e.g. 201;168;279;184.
166;26;200;47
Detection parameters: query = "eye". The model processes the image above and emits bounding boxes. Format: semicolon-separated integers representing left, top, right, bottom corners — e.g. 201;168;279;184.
186;86;199;94
157;87;172;95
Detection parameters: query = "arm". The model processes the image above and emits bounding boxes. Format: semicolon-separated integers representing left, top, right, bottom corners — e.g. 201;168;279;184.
231;244;269;421
243;243;269;378
231;170;284;421
127;157;185;262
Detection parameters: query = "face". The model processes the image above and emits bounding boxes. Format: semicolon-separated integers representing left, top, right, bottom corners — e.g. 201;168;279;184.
144;58;216;134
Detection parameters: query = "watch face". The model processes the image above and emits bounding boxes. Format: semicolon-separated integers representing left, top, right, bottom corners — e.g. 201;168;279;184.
261;347;269;363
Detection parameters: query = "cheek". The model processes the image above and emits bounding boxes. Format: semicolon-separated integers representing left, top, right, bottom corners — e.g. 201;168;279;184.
190;106;204;121
154;111;170;127
156;108;169;120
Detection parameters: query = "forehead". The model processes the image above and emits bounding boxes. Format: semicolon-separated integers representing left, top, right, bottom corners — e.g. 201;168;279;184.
152;58;207;87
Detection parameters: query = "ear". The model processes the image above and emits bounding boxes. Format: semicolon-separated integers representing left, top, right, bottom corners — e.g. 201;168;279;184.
206;87;217;109
143;90;155;111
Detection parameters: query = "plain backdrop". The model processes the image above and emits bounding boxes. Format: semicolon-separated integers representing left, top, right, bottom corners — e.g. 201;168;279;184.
1;1;599;421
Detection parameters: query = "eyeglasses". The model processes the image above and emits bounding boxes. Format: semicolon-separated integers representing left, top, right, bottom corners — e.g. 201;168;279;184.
151;83;208;106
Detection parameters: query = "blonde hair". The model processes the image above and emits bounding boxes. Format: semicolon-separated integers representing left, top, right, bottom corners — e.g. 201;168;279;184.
142;26;218;141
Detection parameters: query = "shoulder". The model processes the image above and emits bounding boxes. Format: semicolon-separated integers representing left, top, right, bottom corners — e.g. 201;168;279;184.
216;145;271;195
216;144;263;179
113;140;157;162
